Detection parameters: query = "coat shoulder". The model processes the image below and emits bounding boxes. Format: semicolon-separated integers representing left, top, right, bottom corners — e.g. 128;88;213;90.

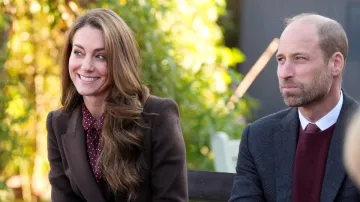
250;107;294;129
48;107;66;120
143;95;179;114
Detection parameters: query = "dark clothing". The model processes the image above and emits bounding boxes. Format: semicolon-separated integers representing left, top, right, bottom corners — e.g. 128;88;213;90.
47;96;188;202
292;124;335;202
229;92;360;202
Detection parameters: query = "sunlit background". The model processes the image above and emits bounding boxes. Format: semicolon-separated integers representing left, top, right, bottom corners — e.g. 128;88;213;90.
0;0;254;201
3;0;359;201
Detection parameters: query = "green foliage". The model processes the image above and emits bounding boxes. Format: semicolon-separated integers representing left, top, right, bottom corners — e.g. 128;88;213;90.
0;9;11;174
0;0;257;201
0;0;66;200
0;9;16;202
85;0;256;170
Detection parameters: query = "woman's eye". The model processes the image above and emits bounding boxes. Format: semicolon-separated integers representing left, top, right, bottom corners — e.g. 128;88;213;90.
73;50;82;56
96;55;105;60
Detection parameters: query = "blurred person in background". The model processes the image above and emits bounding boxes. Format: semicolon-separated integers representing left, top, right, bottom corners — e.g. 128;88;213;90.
344;110;360;189
46;8;187;202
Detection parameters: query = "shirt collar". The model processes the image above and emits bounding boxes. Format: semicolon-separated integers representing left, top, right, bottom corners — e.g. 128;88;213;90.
82;104;105;132
298;91;343;131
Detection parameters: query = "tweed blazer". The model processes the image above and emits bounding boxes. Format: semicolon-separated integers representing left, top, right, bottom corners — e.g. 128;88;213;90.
229;92;360;202
47;96;188;202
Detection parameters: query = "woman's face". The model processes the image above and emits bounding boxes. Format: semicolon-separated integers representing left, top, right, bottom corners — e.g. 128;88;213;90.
69;26;110;101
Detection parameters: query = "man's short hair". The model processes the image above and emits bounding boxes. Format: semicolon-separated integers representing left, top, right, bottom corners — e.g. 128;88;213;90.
285;13;348;63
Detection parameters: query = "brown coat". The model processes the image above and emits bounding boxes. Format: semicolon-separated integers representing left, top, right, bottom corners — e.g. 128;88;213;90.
47;96;188;202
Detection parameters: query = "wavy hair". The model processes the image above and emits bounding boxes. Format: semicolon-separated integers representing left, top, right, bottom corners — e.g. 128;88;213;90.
60;8;149;200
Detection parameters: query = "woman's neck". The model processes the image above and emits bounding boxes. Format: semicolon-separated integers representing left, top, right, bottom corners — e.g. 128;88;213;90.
83;96;106;118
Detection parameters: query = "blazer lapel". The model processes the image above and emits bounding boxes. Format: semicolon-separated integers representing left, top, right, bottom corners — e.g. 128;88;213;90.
320;93;359;202
275;108;299;202
61;105;106;202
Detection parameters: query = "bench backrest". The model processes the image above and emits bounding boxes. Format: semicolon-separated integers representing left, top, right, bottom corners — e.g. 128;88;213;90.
187;170;235;201
210;132;240;173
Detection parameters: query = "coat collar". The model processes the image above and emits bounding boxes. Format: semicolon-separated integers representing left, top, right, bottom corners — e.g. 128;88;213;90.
275;107;299;201
60;105;106;202
320;92;359;202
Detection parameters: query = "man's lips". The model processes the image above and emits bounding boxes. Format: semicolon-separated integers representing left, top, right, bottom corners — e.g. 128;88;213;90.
281;85;297;88
281;85;300;94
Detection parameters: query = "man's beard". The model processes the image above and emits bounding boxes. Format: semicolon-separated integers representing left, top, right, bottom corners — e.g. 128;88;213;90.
279;71;333;107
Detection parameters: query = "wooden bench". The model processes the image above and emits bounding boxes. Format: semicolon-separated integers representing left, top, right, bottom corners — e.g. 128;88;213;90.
188;170;235;201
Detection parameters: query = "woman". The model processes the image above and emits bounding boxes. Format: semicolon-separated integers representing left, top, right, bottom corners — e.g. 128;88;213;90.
46;8;188;202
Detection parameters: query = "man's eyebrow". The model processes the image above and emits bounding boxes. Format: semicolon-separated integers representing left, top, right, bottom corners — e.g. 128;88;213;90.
276;52;308;57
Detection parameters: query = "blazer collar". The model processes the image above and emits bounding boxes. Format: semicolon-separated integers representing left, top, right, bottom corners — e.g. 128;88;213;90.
275;107;299;202
61;105;106;202
320;92;359;202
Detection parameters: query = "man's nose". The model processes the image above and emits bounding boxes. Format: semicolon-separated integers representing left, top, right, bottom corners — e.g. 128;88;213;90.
278;61;294;79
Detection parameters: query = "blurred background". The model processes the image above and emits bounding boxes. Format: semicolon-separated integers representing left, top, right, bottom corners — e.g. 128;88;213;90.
0;0;254;201
1;0;360;201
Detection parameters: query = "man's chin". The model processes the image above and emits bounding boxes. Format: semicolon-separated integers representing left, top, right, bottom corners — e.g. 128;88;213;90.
282;95;301;107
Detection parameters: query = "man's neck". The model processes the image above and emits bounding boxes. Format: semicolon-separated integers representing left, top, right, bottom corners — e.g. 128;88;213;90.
299;88;341;123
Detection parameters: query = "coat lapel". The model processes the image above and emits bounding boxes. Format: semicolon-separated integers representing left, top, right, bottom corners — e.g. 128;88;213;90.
275;108;299;202
61;105;106;202
320;93;359;202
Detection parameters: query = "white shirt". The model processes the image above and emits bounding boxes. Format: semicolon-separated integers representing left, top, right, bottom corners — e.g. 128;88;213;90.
298;91;343;131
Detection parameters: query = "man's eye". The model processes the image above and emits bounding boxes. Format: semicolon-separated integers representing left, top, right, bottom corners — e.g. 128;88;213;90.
295;56;306;60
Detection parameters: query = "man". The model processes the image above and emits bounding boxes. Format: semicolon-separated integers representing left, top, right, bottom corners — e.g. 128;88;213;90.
229;13;360;202
344;110;360;190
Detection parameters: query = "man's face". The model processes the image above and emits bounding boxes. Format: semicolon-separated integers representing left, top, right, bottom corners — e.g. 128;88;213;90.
276;21;333;107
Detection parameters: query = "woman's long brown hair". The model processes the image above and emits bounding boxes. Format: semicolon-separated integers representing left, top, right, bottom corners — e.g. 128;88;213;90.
60;8;149;200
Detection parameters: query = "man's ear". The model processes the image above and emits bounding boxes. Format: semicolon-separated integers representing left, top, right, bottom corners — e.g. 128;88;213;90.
329;52;344;76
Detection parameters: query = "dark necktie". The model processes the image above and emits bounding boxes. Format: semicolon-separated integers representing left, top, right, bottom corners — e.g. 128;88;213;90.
305;123;320;133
